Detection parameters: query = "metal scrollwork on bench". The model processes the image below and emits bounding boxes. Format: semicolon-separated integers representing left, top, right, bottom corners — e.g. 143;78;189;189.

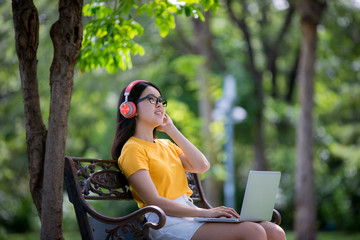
186;172;201;202
74;160;133;200
104;217;146;240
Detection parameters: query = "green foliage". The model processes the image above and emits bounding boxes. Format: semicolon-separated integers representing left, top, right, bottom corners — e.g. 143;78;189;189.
78;0;219;73
312;1;360;231
172;54;206;81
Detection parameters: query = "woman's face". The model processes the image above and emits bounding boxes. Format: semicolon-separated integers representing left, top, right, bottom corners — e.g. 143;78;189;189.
135;86;165;128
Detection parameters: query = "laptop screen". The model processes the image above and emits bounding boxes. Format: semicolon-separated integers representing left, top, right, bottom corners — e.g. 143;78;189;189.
239;171;281;222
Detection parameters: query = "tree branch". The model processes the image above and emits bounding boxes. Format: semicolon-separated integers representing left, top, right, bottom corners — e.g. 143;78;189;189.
266;2;296;97
11;0;46;218
226;0;258;75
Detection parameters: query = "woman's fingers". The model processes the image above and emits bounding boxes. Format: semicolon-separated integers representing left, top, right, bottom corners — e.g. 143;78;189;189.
208;206;240;218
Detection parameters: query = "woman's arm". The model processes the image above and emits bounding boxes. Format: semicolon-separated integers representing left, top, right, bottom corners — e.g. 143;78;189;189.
128;169;239;218
157;113;210;173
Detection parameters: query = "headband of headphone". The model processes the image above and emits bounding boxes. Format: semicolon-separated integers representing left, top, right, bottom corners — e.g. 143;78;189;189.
119;80;148;118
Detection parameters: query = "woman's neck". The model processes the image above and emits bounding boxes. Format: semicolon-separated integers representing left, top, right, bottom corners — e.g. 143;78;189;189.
133;126;155;143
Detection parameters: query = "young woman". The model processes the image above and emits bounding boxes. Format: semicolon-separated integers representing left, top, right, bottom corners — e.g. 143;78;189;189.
111;80;286;240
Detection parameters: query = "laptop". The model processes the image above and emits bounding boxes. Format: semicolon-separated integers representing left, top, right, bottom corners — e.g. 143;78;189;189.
194;171;281;223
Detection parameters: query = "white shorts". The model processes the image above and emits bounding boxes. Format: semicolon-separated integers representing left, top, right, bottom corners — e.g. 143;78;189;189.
145;194;205;240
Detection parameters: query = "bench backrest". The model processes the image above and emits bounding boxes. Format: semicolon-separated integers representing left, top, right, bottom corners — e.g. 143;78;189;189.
65;156;211;206
64;156;211;239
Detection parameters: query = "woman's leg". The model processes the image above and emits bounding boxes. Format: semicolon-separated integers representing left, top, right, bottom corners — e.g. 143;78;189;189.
259;222;286;240
191;222;267;240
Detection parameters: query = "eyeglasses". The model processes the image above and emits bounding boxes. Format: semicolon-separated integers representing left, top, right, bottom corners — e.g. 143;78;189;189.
135;94;167;107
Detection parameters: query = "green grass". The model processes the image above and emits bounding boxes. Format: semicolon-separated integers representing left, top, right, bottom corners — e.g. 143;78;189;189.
286;231;360;240
5;231;360;240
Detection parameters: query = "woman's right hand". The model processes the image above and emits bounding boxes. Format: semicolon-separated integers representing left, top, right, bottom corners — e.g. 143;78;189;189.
200;206;240;218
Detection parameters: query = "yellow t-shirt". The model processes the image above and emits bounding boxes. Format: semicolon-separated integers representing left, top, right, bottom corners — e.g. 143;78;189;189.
118;136;193;208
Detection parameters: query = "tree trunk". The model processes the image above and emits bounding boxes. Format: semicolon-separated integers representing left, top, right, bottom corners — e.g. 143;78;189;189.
12;0;46;218
286;47;300;103
192;12;221;206
40;1;83;239
295;1;326;240
253;72;267;171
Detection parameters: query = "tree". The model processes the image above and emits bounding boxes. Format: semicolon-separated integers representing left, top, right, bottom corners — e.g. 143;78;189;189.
225;0;297;170
295;0;326;239
192;12;222;206
11;0;218;238
12;0;83;238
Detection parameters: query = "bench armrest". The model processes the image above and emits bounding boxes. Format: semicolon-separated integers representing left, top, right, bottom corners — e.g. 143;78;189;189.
81;198;166;230
271;209;282;225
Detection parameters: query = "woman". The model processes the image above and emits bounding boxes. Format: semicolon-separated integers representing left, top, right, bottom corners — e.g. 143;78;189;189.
111;80;286;240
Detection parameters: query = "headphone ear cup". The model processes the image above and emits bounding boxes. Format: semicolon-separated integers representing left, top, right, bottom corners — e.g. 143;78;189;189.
120;101;137;118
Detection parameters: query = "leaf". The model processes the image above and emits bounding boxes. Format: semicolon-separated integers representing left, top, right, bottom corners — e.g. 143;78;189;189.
146;2;156;17
137;3;148;16
121;1;131;15
132;43;145;56
197;10;205;21
185;6;191;16
83;3;92;16
159;22;169;37
168;14;176;29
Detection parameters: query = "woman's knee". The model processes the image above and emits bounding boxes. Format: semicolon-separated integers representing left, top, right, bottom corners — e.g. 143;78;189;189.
259;222;286;240
239;222;267;240
270;225;286;240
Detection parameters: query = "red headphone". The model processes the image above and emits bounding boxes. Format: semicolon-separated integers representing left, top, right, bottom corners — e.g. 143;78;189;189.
119;80;148;118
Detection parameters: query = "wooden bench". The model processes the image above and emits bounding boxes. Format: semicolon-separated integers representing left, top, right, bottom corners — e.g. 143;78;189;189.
64;156;281;240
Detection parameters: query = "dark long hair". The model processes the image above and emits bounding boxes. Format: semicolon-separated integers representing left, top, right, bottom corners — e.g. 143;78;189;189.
111;81;161;160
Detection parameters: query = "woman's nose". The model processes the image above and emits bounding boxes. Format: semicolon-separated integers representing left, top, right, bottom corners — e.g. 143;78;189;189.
155;100;163;107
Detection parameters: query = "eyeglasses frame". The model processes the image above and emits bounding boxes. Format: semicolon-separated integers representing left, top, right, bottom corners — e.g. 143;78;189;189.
135;94;167;107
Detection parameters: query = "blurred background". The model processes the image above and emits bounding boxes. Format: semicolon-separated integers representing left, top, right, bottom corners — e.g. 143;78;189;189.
1;0;360;239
